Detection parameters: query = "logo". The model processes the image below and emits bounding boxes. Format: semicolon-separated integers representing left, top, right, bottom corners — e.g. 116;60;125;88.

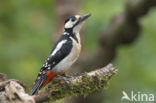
121;91;155;102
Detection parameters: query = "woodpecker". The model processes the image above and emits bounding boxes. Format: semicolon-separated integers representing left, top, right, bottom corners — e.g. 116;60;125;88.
30;14;91;95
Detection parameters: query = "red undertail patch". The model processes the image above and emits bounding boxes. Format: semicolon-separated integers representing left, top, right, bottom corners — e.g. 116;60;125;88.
39;71;56;89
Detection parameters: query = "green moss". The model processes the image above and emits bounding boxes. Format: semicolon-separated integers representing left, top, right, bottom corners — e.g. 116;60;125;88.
45;69;116;102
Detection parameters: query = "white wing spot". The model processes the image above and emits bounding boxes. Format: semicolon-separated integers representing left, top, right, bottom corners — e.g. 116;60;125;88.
48;67;51;70
43;62;48;67
69;36;73;40
47;58;50;60
51;40;67;56
43;71;45;74
48;64;51;67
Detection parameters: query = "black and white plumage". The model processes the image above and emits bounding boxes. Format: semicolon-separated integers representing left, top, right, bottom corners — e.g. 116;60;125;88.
30;14;91;95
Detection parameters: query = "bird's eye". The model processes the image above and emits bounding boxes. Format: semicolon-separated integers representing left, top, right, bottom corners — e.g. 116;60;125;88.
71;17;76;22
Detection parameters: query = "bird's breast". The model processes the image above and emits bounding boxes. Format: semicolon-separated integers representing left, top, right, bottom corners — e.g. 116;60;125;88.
52;37;81;74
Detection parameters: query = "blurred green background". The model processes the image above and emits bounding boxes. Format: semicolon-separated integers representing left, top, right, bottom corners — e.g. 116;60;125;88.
0;0;156;103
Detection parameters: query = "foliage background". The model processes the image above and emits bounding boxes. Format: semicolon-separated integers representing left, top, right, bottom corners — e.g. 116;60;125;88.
0;0;156;103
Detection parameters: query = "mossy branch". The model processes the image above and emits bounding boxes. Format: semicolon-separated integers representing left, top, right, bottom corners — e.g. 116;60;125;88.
33;64;117;103
0;64;117;103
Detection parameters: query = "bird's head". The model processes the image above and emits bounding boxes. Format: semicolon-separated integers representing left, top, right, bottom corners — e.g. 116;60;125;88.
64;14;91;34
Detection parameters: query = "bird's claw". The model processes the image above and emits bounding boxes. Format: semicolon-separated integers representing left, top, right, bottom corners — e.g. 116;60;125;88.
55;76;70;85
62;74;72;78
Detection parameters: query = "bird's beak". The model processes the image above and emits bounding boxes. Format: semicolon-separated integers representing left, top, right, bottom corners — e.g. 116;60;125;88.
73;14;91;27
78;14;91;23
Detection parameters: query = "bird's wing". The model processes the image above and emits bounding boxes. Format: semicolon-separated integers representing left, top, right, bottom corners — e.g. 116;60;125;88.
42;35;73;71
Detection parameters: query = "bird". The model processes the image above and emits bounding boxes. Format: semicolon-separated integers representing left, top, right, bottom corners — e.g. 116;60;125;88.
30;14;91;95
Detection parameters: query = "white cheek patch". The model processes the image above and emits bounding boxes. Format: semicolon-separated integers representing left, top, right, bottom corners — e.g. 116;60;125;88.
51;40;67;56
65;19;77;28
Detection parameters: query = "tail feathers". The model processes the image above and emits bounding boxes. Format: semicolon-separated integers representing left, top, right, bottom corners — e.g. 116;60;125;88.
30;75;47;95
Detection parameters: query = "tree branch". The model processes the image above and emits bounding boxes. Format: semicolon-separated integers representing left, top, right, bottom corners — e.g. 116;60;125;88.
33;64;117;103
0;64;117;103
0;78;35;103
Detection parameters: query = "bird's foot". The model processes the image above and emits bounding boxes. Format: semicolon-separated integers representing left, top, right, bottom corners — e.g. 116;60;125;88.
54;75;70;85
62;73;72;78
